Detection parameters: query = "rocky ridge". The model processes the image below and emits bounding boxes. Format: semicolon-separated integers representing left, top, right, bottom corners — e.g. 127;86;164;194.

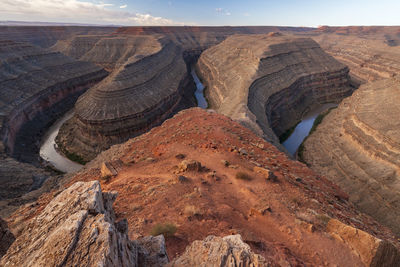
56;38;196;161
11;108;400;266
302;78;400;236
196;34;355;149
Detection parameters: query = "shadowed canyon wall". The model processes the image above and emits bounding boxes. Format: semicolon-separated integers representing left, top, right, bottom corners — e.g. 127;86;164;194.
196;34;355;149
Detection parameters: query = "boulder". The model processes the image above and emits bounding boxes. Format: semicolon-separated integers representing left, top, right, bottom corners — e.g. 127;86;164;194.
168;234;267;267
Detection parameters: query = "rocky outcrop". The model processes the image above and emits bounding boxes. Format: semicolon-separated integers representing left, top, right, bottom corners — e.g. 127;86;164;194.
169;234;267;266
56;39;196;161
326;218;400;267
302;78;400;235
0;180;169;266
0;217;14;257
0;40;107;161
197;34;355;149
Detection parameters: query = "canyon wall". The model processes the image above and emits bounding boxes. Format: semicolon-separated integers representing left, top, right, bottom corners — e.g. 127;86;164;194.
0;39;107;216
196;34;355;148
311;31;400;83
0;40;107;160
302;78;400;236
56;38;196;161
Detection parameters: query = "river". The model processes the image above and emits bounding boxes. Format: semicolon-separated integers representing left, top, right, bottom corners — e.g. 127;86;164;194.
40;68;207;173
39;110;83;173
191;68;208;109
282;103;337;156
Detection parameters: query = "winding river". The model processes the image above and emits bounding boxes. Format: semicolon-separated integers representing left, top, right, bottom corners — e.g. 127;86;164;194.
282;103;337;156
39;110;83;173
40;68;208;173
191;68;208;109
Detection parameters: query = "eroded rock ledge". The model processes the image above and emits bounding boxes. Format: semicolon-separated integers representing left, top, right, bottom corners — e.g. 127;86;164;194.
196;34;355;149
302;78;400;236
56;38;195;162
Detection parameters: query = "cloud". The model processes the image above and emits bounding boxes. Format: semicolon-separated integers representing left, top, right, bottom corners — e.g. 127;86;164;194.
119;4;127;9
244;12;250;17
215;7;231;16
0;0;187;26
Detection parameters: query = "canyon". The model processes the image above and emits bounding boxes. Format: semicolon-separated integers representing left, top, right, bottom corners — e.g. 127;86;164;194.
302;78;400;235
196;34;356;150
0;25;400;266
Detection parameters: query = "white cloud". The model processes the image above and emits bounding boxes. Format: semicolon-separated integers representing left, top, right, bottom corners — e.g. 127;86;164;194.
0;0;187;26
119;4;127;9
215;7;231;16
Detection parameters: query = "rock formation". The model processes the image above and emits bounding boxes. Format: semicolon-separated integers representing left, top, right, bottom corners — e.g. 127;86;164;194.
0;180;172;266
312;33;400;82
168;235;267;266
56;38;196;161
302;78;400;236
0;39;107;217
0;180;139;266
0;39;107;161
196;34;355;149
15;108;398;266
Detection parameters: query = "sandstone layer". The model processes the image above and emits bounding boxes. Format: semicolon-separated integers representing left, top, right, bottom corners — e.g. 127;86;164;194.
312;27;400;82
56;38;195;161
14;108;400;266
196;34;355;149
0;39;107;161
0;39;107;216
302;78;400;236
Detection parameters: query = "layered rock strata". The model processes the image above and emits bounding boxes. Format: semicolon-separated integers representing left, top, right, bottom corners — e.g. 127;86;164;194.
196;35;355;148
0;40;107;161
302;78;400;235
312;33;400;82
57;39;194;161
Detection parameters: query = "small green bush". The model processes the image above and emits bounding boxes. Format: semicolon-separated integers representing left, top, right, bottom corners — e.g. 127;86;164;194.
150;223;177;237
235;171;252;181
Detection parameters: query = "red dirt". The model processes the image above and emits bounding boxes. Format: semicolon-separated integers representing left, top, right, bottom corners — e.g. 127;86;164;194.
9;108;399;265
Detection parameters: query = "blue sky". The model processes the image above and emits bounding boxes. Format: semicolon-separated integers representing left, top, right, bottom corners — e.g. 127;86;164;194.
0;0;399;26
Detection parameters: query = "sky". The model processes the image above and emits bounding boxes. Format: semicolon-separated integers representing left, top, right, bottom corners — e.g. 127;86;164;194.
0;0;399;27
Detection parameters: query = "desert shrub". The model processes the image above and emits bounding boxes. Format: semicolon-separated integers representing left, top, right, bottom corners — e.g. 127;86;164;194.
235;171;252;181
150;223;177;237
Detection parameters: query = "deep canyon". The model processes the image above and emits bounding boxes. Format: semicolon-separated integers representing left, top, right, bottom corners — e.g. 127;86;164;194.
0;25;400;266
